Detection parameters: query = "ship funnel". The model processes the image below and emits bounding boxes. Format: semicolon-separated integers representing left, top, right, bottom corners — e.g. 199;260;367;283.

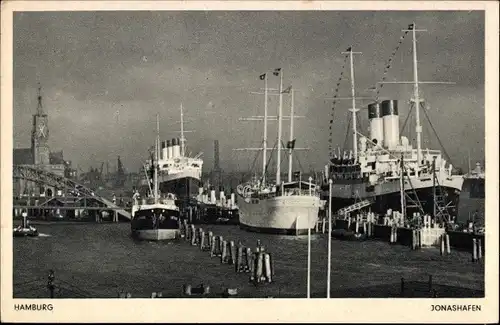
166;139;172;159
172;138;181;158
160;141;166;160
368;102;384;147
381;100;400;150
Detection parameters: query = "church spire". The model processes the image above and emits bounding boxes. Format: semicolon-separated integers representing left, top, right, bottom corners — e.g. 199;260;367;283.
36;83;44;115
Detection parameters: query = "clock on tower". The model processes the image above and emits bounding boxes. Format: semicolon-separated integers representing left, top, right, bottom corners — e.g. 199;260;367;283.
31;86;50;165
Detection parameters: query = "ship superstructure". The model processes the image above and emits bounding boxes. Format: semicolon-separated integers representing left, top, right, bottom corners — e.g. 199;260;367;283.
141;104;204;202
323;24;464;223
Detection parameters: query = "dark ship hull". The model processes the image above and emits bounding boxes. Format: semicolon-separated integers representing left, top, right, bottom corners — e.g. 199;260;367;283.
159;177;201;202
457;177;485;225
194;204;240;225
131;207;180;241
321;182;461;219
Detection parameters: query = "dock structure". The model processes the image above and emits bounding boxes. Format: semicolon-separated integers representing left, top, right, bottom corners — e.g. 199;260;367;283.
13;164;131;221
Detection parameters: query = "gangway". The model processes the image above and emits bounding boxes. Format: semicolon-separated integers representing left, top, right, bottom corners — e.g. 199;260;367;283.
13;164;132;220
337;199;372;216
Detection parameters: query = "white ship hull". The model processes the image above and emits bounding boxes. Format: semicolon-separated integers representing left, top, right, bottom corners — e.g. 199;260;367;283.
327;174;464;199
133;229;180;241
159;168;201;183
237;194;321;235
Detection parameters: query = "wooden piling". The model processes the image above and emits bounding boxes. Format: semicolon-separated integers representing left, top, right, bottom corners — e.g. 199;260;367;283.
229;241;236;265
235;245;243;272
472;238;478;262
400;277;405;296
428;275;432;292
199;231;206;251
264;253;272;283
445;234;451;254
246;247;254;273
221;240;228;263
477;239;483;260
190;225;197;246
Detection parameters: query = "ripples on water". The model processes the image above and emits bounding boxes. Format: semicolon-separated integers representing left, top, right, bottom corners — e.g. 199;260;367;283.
13;223;484;298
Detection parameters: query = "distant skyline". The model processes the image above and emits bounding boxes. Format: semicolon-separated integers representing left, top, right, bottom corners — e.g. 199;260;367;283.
13;11;484;174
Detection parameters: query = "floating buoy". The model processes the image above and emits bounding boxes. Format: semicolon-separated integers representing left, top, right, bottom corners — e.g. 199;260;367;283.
223;288;238;297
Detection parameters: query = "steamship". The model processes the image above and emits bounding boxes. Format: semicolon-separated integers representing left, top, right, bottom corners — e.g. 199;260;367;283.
131;115;181;241
140;104;203;204
236;70;321;235
457;161;485;225
322;25;464;220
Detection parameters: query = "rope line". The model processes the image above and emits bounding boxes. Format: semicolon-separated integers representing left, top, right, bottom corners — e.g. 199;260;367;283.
328;53;350;157
375;28;411;102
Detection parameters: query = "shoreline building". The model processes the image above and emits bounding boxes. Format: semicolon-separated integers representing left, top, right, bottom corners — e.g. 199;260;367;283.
13;86;76;197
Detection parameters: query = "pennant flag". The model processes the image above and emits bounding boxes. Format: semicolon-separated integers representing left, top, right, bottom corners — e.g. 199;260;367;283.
273;68;281;76
259;73;266;80
286;139;296;149
346;46;352;52
282;86;292;94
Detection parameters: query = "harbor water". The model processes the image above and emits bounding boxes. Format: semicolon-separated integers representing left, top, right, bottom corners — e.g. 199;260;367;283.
13;222;484;298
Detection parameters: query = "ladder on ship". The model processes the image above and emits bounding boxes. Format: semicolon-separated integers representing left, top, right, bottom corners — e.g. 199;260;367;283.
337;199;372;216
399;155;425;220
432;157;453;224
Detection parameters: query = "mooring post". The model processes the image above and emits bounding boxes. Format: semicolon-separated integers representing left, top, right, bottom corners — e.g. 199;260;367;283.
47;270;55;298
472;238;478;262
400;277;405;297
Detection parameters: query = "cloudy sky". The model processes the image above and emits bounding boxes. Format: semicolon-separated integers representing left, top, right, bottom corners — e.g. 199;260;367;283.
13;10;484;174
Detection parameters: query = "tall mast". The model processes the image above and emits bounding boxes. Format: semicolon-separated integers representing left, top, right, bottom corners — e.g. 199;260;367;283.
341;47;362;161
276;69;284;185
180;103;186;157
154;114;160;203
287;88;295;182
262;74;268;184
400;154;406;216
468;150;471;174
411;22;423;166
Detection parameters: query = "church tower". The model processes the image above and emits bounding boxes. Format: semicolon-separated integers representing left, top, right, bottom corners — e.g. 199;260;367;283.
31;85;50;165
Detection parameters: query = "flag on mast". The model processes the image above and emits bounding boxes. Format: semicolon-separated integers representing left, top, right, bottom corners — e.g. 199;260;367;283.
259;73;266;80
346;46;352;52
286;139;296;149
273;68;281;76
408;23;414;30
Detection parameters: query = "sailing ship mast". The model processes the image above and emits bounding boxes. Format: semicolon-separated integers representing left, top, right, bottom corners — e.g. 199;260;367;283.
410;23;423;167
342;47;362;161
287;88;295;182
154;114;160;204
262;74;269;185
276;69;284;185
180;103;186;157
378;23;454;168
